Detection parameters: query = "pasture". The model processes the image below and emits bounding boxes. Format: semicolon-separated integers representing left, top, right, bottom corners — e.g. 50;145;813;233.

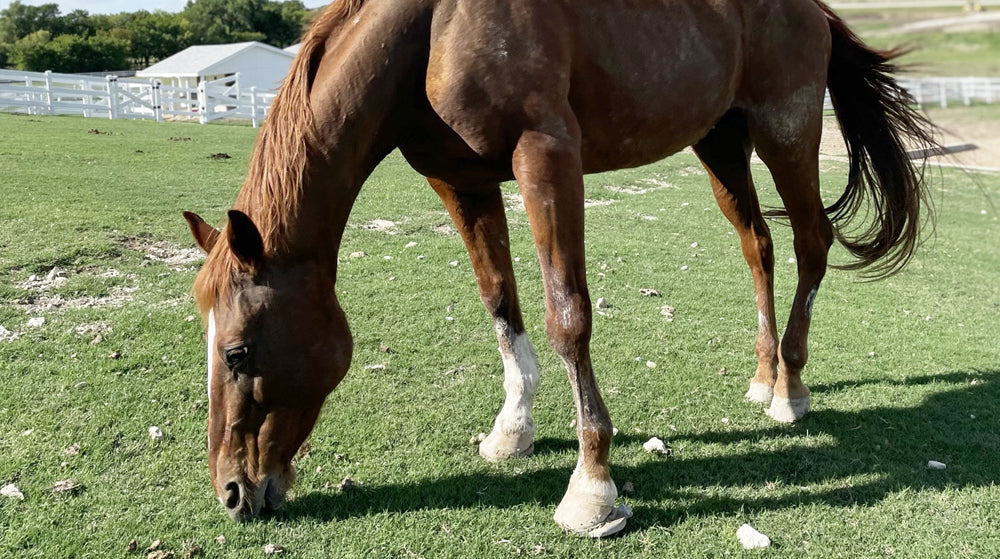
1;113;999;557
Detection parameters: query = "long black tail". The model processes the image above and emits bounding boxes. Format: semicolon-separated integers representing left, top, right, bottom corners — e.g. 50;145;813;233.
819;2;938;279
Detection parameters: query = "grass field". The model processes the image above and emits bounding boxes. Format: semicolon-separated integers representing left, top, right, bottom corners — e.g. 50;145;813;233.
1;113;999;558
841;8;1000;76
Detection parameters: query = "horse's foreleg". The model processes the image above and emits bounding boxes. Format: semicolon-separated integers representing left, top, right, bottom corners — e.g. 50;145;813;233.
750;109;833;423
694;110;779;406
513;126;630;537
429;178;538;459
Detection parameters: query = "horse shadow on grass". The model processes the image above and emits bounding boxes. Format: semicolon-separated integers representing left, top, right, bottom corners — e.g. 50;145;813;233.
280;370;1000;530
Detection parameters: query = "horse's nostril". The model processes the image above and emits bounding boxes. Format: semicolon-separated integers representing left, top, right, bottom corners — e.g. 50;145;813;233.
224;481;241;510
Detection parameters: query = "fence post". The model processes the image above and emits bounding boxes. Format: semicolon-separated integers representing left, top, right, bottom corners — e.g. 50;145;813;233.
250;86;259;128
198;80;208;124
151;79;163;122
106;75;119;119
961;79;970;106
44;70;54;116
938;81;947;109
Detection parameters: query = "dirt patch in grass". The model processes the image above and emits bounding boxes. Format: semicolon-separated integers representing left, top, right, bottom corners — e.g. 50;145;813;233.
119;236;202;267
13;286;138;313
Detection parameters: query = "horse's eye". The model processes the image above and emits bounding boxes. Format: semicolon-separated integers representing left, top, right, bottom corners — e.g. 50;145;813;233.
224;346;250;370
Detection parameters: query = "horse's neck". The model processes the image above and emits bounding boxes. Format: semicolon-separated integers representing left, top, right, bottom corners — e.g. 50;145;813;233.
244;2;430;264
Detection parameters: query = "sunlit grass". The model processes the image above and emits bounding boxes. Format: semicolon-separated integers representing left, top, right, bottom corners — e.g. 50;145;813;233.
1;113;999;557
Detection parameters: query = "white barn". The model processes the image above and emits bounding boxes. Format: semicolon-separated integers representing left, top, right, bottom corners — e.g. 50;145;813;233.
136;41;295;92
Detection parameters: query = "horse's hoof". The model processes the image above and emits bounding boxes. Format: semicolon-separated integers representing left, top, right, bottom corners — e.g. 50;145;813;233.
478;429;534;461
766;395;810;423
583;504;632;538
744;382;774;405
553;473;626;537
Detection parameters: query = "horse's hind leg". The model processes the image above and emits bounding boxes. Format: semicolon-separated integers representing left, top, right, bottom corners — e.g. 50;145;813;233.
429;178;538;459
694;109;779;406
747;92;834;423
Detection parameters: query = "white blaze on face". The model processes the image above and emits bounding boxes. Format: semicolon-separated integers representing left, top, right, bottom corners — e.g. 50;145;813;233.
207;309;216;404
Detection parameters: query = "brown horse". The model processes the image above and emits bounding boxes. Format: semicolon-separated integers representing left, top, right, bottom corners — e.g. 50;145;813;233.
184;0;936;536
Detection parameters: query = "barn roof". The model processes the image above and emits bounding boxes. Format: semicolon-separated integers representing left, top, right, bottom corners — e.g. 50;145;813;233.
137;42;294;78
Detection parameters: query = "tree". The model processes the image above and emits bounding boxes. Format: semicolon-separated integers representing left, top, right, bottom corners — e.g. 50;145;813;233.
0;1;62;44
9;29;129;72
183;0;311;47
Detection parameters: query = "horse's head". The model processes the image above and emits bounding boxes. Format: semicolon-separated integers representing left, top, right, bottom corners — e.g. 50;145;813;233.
184;210;351;521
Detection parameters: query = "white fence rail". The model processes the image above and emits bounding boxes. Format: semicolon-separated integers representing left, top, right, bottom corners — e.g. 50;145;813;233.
2;69;999;125
0;68;276;127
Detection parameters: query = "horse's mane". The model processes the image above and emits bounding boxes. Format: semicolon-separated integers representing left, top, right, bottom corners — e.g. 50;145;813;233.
194;0;365;314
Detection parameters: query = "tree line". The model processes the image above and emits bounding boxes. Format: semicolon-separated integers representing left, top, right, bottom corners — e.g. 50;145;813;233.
0;0;316;73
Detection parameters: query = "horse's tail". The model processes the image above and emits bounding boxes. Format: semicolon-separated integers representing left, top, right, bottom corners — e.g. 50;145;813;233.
819;2;938;279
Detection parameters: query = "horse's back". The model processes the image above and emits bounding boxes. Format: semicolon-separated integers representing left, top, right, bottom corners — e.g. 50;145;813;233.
415;0;831;175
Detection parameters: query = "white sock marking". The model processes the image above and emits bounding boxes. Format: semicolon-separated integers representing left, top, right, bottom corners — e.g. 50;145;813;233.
493;321;539;437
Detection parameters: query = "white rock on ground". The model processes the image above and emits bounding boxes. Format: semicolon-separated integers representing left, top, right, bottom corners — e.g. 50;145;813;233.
27;317;45;328
1;483;24;500
148;426;163;441
0;325;20;342
263;543;284;555
736;523;771;549
928;460;947;470
642;437;669;455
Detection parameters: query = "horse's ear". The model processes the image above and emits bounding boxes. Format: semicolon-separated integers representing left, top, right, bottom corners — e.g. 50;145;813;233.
183;211;221;253
226;210;264;267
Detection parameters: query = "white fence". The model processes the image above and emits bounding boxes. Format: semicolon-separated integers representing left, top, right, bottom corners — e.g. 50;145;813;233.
2;69;999;126
0;69;277;127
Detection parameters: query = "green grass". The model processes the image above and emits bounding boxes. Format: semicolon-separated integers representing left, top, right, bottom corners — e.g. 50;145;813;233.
835;7;1000;77
1;113;999;558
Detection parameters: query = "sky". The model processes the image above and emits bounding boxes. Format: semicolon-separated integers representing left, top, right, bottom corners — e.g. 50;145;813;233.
0;0;331;15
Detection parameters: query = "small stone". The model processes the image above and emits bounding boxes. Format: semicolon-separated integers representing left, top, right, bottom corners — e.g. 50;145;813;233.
90;334;103;345
263;544;284;555
660;305;675;321
718;367;727;375
349;251;365;258
477;432;487;442
788;257;796;264
21;429;32;436
185;315;196;322
642;437;671;456
680;265;689;271
569;418;577;428
0;325;20;342
639;288;660;297
65;443;80;456
52;479;81;493
334;453;345;461
383;255;392;260
596;297;609;309
74;382;87;389
736;523;771;549
126;539;137;553
1;483;24;500
928;460;946;470
181;541;202;559
27;317;45;328
379;342;390;353
445;316;454;322
46;267;68;281
215;535;226;546
109;351;121;359
469;436;478;445
147;551;173;559
335;477;354;491
612;427;619;436
146;540;162;552
449;260;459;267
721;417;730;424
621;481;635;494
404;241;417;248
149;426;163;441
646;360;656;368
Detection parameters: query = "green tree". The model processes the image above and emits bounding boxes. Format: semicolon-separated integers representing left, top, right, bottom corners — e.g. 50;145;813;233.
0;1;61;43
183;0;310;47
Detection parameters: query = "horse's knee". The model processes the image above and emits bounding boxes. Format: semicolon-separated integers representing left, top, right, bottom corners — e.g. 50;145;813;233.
543;292;591;358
